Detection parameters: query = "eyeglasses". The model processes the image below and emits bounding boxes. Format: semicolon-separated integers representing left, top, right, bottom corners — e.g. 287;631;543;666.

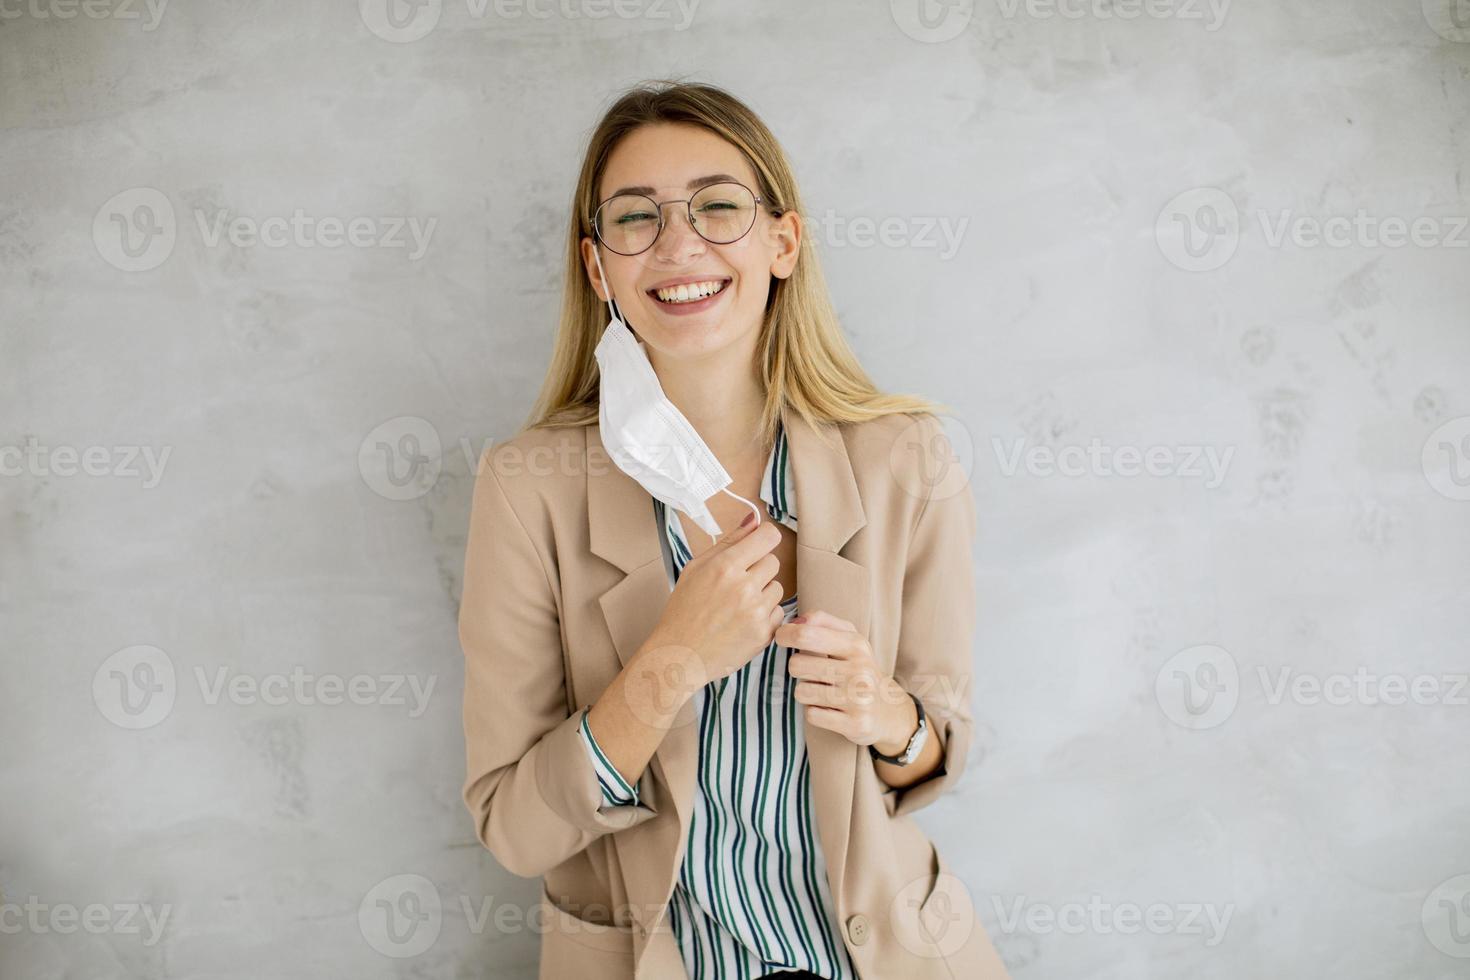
592;180;773;256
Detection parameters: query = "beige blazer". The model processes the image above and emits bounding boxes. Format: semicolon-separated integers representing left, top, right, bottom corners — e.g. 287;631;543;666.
459;403;1010;980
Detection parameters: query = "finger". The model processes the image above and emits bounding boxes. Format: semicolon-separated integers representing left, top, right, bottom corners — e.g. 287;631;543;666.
793;679;838;707
750;554;782;591
760;580;785;623
787;651;843;684
803;705;853;738
775;622;857;659
723;518;781;570
712;506;763;550
796;609;855;633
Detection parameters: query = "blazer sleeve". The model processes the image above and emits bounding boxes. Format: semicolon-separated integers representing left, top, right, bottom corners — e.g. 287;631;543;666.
881;418;979;818
459;447;658;879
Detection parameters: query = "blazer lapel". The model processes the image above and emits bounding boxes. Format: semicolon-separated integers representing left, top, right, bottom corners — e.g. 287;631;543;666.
781;405;870;915
586;404;871;926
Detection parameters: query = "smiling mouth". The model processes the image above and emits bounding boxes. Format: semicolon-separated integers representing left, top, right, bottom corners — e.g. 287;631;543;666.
647;278;731;305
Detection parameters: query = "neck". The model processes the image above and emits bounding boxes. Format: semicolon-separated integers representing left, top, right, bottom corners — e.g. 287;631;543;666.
645;333;767;468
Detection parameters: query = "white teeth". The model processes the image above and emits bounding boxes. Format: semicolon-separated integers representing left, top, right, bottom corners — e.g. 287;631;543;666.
654;279;726;304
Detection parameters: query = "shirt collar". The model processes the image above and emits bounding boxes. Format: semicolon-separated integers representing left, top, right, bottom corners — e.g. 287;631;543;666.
759;416;798;531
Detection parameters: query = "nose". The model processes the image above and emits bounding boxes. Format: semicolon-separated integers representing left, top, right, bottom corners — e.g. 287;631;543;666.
652;201;706;262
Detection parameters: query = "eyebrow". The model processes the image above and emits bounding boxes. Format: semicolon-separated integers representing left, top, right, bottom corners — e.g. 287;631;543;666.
604;173;744;198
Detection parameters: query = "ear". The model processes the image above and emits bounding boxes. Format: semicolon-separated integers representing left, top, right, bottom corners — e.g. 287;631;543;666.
580;235;610;301
767;210;802;281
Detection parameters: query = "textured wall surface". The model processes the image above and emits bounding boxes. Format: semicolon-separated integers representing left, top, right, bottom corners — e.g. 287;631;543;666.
3;2;1469;978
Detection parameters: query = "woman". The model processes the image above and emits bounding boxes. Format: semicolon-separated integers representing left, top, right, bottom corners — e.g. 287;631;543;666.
459;80;1009;980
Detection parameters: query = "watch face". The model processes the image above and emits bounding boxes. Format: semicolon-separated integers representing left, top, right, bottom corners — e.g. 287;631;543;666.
903;722;928;762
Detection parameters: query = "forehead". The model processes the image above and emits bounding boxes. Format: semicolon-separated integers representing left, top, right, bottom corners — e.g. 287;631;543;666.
599;123;758;200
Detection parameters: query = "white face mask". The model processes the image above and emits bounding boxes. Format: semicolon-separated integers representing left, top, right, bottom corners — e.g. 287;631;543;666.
592;243;761;545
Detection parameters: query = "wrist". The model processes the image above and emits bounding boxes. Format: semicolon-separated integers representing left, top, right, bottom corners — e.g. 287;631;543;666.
873;685;919;757
631;640;699;714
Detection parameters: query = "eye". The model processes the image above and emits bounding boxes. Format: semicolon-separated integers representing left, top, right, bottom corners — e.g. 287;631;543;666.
615;212;658;224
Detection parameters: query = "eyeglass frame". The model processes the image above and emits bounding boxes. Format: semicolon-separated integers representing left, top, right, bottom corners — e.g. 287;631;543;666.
589;179;783;256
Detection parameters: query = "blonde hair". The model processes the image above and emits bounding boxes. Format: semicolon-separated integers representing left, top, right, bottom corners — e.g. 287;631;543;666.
521;78;952;452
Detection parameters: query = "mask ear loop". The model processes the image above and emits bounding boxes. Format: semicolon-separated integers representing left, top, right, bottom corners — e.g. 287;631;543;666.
592;242;621;327
705;488;762;547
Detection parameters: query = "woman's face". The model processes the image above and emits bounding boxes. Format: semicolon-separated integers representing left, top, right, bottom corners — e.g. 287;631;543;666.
581;122;800;362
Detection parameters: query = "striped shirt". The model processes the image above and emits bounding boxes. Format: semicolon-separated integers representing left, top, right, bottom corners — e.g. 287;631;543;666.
578;417;858;980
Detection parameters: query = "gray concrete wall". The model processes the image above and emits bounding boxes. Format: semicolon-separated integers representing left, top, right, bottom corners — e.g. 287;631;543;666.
2;1;1468;977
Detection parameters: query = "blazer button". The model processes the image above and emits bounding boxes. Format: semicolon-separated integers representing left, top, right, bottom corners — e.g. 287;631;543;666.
846;913;870;946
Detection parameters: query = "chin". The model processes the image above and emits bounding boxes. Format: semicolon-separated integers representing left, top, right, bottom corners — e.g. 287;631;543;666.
639;317;734;355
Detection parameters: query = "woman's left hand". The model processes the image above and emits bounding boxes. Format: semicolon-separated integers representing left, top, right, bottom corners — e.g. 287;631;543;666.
776;609;918;755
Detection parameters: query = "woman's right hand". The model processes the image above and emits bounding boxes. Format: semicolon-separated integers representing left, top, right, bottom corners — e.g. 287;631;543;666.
642;510;786;688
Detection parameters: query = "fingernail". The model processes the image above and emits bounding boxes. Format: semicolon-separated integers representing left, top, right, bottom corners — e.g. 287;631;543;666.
740;511;756;527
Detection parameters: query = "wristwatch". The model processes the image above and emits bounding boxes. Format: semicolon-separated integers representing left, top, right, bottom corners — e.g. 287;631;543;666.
869;691;927;766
